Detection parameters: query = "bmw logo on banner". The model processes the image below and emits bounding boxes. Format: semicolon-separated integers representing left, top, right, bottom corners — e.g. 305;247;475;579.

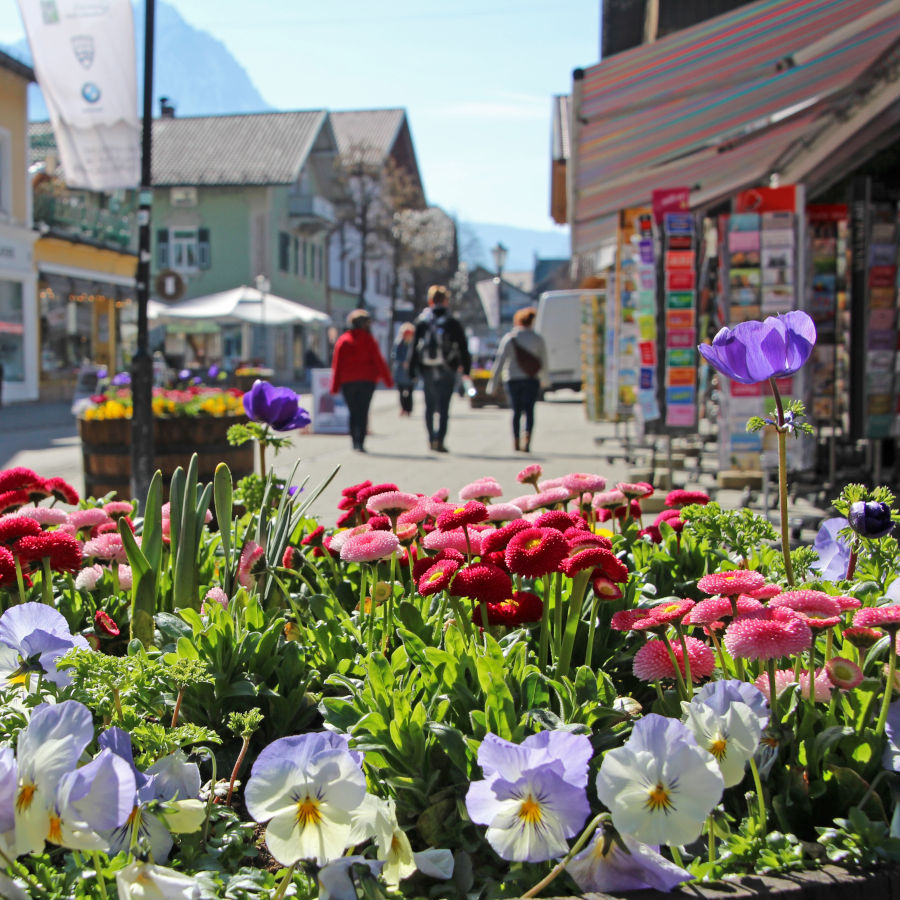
81;82;101;103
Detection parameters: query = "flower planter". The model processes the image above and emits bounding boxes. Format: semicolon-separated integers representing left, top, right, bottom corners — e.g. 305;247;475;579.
468;373;508;408
78;414;254;499
235;369;274;392
556;863;900;899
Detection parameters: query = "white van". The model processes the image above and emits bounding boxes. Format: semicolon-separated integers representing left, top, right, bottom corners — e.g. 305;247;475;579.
535;290;583;393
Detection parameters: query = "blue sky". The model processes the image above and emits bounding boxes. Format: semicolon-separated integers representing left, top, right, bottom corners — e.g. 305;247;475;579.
0;0;599;233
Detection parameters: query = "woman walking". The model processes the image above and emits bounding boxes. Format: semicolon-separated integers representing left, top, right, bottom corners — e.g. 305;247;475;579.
487;307;548;452
330;309;393;452
392;322;416;416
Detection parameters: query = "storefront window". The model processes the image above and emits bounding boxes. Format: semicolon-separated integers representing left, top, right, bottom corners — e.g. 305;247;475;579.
0;279;24;381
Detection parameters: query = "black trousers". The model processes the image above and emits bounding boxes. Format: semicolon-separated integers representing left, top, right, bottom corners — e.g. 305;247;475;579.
421;367;456;442
398;385;413;413
341;380;376;449
506;377;540;440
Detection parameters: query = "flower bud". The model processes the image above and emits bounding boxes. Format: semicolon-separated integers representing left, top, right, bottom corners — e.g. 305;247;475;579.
847;500;893;539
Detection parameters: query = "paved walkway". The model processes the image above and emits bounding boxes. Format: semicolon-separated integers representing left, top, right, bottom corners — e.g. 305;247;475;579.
0;390;827;535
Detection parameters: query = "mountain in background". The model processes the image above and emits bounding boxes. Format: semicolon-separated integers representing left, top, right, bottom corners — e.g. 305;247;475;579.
4;2;570;270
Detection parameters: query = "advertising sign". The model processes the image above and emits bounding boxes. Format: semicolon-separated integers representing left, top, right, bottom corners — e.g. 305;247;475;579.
310;368;349;434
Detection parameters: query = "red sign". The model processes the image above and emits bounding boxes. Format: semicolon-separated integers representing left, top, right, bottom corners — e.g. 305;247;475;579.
667;270;695;291
652;187;690;224
735;185;797;214
807;203;848;223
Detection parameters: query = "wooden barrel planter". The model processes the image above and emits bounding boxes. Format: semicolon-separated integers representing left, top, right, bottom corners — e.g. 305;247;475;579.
78;415;255;500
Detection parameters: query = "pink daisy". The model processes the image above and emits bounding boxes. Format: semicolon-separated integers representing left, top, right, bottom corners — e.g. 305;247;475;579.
633;637;715;683
75;564;104;591
83;533;128;564
117;564;133;590
355;483;400;507
723;608;812;660
329;524;373;553
826;656;864;690
591;575;624;600
340;531;400;563
397;503;430;526
685;596;764;626
537;477;568;491
504;527;569;578
516;464;543;486
592;490;626;511
746;582;783;600
664;489;710;509
69;508;112;532
562;473;607;494
615;481;654;500
647;598;695;626
431;487;450;502
532;487;572;509
459;478;503;502
395;522;418;542
237;541;267;587
509;493;542;513
842;625;883;648
610;609;652;631
366;491;420;517
853;606;900;630
423;528;480;555
832;594;861;612
103;501;135;519
19;507;69;527
697;570;766;597
753;668;834;702
768;590;842;629
484;503;523;523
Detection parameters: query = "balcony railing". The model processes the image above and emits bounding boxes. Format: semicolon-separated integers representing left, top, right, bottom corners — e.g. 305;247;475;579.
287;193;336;228
33;191;137;251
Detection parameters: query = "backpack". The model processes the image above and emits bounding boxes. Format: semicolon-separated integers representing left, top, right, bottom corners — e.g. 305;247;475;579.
418;314;460;368
512;339;542;377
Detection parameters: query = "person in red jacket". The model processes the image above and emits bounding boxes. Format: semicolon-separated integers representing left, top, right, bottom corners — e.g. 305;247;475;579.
330;309;393;452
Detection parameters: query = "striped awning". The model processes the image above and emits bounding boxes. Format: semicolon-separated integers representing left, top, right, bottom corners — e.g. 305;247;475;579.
572;0;900;253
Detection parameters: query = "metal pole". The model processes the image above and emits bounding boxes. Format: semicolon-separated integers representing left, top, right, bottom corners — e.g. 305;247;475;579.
130;0;155;505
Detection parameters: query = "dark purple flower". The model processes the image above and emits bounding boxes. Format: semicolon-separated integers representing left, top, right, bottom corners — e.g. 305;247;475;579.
96;367;108;380
810;516;851;582
111;371;131;387
242;380;311;431
698;310;816;385
208;364;220;379
178;368;191;380
191;376;203;385
848;500;893;539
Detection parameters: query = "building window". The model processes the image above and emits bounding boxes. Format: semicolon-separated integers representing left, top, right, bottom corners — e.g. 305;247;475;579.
348;259;358;289
198;228;211;269
171;229;199;271
0;129;10;216
301;240;308;278
0;279;24;381
292;236;299;274
278;232;291;272
316;245;323;282
156;228;169;268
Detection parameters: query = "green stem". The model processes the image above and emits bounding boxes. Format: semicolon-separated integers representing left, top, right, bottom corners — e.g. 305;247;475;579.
13;557;26;605
875;627;899;736
808;634;818;710
769;378;794;586
675;625;693;698
41;556;53;605
661;633;689;702
362;565;374;654
91;851;109;900
225;736;251;806
707;814;716;866
749;756;767;836
670;844;685;868
553;573;564;662
382;554;397;653
584;594;600;668
448;595;476;646
258;438;268;481
538;574;552;669
272;862;297;900
767;658;779;725
558;570;592;679
520;813;605;899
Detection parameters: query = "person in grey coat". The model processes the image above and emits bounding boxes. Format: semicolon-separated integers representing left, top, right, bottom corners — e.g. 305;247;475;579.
487;306;548;452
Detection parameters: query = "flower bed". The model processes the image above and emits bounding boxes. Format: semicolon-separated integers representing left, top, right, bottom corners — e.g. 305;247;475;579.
5;314;900;899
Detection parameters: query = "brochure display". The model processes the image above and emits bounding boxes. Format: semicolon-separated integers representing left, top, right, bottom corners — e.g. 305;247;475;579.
581;288;607;422
310;368;349;434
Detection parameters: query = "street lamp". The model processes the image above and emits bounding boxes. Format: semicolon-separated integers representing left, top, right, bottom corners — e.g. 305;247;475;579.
491;242;507;335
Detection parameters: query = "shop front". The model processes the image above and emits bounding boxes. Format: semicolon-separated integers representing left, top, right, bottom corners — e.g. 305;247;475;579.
0;221;38;404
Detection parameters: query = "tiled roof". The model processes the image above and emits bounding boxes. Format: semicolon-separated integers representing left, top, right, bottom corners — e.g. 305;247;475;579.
329;109;406;162
152;110;329;185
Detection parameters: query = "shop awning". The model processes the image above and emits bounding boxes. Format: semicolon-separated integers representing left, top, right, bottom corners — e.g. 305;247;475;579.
572;0;900;253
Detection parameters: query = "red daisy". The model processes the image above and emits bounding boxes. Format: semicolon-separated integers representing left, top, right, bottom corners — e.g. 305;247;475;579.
411;548;464;582
341;480;372;500
282;546;303;569
473;590;543;627
481;550;510;572
337;496;358;512
614;500;643;521
14;532;82;573
593;550;629;584
367;515;392;531
616;481;654;500
0;545;15;586
301;526;325;547
417;559;461;596
654;510;684;533
559;547;622;579
336;510;357;529
697;570;766;597
853;605;900;630
42;477;80;506
0;515;42;546
647;598;695;626
768;590;842;629
746;582;783;600
723;608;812;660
664;489;710;509
633;637;715;683
94;609;120;637
564;530;612;551
825;656;863;690
638;525;663;543
355;483;400;506
842;625;883;648
610;609;652;631
451;564;513;604
436;501;488;532
533;510;576;532
0;467;42;492
480;519;533;555
504;527;569;578
591;574;624;600
0;490;29;514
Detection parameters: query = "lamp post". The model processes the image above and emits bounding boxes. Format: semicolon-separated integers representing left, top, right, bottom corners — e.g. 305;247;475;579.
491;241;507;335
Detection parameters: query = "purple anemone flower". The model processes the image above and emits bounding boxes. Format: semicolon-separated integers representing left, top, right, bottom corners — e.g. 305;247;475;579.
207;364;220;379
111;371;131;387
242;380;311;432
810;517;851;582
178;368;191;381
848;500;893;540
698;310;816;385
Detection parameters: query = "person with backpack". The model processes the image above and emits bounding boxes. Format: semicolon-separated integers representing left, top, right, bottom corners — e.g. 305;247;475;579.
408;284;471;453
486;306;548;452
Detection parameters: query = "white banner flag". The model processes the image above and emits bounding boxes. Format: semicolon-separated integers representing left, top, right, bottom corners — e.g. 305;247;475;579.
475;278;501;330
17;0;140;190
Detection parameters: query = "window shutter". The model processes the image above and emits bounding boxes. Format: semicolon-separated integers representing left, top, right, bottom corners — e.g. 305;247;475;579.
157;228;169;268
198;227;211;269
